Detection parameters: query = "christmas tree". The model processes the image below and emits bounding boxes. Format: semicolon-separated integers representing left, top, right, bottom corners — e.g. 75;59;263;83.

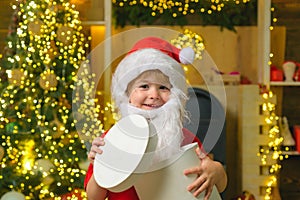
0;0;95;199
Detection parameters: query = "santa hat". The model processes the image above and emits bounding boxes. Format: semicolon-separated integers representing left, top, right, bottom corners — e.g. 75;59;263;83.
128;37;195;65
111;36;195;110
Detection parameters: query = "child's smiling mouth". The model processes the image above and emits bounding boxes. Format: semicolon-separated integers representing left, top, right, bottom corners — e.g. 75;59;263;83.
143;104;162;108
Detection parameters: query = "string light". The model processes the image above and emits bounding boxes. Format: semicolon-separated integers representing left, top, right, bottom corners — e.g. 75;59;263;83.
255;5;286;199
171;28;205;60
113;0;251;17
258;91;284;199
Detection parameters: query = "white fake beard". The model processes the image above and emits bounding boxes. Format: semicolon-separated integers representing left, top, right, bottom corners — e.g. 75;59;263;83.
119;98;184;163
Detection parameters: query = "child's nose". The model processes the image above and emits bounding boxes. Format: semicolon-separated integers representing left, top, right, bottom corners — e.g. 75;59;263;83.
149;87;160;99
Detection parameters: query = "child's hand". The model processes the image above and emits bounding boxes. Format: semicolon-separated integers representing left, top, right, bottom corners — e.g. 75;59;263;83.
183;147;226;200
88;137;105;164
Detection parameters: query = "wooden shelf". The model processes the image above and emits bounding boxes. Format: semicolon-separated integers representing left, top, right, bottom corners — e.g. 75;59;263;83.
81;21;106;25
282;151;300;156
270;81;300;86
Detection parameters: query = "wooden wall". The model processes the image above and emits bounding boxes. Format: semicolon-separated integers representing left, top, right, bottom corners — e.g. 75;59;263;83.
111;25;286;85
0;0;13;53
274;0;300;63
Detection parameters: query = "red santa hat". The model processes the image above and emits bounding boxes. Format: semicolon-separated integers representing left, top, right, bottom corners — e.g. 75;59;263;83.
111;36;195;110
128;37;195;65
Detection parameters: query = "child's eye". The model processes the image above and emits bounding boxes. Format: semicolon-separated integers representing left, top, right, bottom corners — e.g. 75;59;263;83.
139;84;149;89
159;85;170;90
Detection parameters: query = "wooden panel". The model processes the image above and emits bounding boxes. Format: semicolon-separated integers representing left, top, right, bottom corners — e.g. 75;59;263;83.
282;87;300;126
271;26;286;68
279;155;300;200
238;85;279;200
0;0;13;52
273;0;300;4
0;0;12;29
71;0;104;21
273;1;300;62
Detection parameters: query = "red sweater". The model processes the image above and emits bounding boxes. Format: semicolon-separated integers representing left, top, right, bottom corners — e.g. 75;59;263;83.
84;128;201;200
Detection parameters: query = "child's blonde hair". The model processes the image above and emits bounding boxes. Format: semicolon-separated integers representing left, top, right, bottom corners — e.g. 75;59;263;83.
126;69;171;96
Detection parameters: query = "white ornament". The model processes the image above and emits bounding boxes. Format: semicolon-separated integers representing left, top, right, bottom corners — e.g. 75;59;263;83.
28;20;44;36
283;61;296;82
281;116;296;146
7;69;26;86
57;26;74;45
39;69;58;91
0;191;25;200
35;159;54;173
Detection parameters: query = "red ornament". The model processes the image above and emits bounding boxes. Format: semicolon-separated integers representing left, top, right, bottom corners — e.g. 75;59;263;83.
60;189;86;200
293;62;300;81
270;65;284;81
232;191;256;200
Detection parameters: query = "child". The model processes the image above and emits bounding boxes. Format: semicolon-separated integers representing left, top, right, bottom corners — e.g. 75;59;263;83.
84;37;227;200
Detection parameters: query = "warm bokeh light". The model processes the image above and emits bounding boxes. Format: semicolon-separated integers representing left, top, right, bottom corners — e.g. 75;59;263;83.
0;0;95;198
113;0;251;17
258;91;283;200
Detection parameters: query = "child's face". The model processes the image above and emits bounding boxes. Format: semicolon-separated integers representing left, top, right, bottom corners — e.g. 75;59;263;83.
127;70;171;110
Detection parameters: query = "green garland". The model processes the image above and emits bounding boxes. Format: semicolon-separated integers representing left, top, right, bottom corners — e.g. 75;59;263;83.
112;0;258;32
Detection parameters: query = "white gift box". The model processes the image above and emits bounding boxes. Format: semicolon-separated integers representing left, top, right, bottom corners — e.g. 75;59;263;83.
94;114;221;199
94;114;157;192
134;142;221;200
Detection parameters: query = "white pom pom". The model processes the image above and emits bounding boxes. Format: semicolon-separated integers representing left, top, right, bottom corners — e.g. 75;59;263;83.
1;191;25;200
179;47;195;64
